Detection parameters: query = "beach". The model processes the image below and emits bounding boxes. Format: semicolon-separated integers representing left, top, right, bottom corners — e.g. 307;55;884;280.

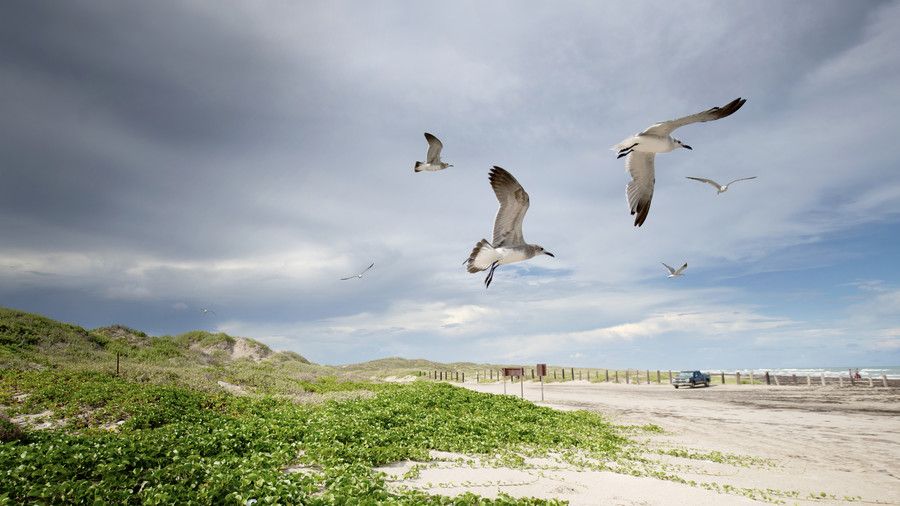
380;381;900;505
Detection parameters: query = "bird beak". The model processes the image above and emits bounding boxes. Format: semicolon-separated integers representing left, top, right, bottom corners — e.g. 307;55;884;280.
544;251;555;257
682;144;692;150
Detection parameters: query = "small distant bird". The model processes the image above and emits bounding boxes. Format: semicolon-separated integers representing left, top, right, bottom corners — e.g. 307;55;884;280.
200;308;216;315
686;176;756;194
414;133;452;172
466;166;555;288
341;262;375;280
613;97;747;226
661;262;688;278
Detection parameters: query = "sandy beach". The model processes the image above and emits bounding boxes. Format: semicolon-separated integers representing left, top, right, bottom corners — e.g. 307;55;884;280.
379;381;900;505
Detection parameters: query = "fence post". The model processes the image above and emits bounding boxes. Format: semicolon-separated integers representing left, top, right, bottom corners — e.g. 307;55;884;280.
606;370;610;382
625;370;630;384
553;370;557;379
615;370;619;383
570;368;574;380
579;370;582;381
476;372;479;382
462;372;465;383
646;370;650;384
656;370;661;384
721;371;725;384
116;352;120;376
736;372;741;385
531;369;535;380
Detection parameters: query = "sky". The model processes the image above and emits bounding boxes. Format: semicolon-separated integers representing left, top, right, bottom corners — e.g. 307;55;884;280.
1;1;899;369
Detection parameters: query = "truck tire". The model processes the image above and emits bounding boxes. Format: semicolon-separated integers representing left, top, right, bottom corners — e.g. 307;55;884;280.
704;381;709;387
674;385;679;389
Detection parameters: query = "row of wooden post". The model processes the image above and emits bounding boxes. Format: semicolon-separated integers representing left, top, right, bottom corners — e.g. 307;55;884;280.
421;369;892;388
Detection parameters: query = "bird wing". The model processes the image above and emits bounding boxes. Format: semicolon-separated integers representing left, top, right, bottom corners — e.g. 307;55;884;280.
686;176;722;189
661;262;676;274
424;132;443;164
489;166;530;247
625;152;655;227
675;263;688;275
360;262;375;275
641;97;746;136
339;276;355;281
724;176;757;187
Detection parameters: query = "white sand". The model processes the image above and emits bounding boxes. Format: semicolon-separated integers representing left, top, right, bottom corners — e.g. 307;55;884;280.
379;381;899;505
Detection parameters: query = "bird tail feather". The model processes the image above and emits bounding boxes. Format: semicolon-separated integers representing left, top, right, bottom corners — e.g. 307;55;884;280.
414;161;423;172
466;239;497;273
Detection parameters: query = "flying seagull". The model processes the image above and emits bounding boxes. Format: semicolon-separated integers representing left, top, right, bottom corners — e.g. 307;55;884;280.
200;308;216;315
661;262;688;278
613;97;747;226
414;133;452;172
341;262;375;281
686;176;757;194
466;166;555;288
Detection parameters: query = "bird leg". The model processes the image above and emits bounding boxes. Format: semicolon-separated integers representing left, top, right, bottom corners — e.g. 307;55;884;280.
617;142;638;159
484;261;499;288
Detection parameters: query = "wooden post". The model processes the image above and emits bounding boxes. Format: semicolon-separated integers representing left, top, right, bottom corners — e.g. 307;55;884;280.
736;372;741;385
657;370;661;384
721;371;725;384
570;368;574;381
606;370;610;382
476;372;479;382
553;370;557;379
562;368;566;380
531;369;535;379
883;374;889;388
615;370;619;383
579;370;582;381
116;352;120;376
489;369;493;380
625;370;630;384
462;372;465;383
646;370;650;384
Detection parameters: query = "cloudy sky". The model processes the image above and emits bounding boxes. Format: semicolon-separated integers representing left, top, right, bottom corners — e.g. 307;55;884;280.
2;1;899;369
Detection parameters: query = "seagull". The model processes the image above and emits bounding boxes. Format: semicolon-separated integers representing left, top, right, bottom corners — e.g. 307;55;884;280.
414;133;452;172
661;262;688;278
613;98;747;226
341;262;374;281
686;176;757;194
200;308;216;316
465;166;555;288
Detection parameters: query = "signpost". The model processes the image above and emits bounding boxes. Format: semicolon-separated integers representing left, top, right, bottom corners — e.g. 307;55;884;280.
503;367;525;399
536;363;547;401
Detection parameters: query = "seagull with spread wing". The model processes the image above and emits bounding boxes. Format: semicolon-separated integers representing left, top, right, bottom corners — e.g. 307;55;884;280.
414;132;452;172
466;166;555;288
686;176;757;194
613;97;747;226
341;262;374;281
661;262;688;278
200;308;216;316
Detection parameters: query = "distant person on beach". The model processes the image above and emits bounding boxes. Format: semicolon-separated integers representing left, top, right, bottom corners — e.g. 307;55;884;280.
855;369;862;380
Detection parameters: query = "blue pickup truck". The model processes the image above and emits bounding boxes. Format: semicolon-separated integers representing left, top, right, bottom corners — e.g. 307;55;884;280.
673;370;710;388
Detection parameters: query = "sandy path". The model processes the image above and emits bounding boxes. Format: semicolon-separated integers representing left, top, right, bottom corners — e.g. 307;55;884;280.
447;381;900;505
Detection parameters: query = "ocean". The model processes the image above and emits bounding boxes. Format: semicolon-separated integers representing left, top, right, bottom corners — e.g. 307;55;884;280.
712;366;900;380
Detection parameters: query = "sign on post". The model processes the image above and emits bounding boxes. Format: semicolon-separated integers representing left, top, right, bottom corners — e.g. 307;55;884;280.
536;363;547;401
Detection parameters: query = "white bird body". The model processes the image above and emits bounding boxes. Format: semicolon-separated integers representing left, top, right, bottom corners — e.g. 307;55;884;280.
613;134;678;154
662;262;688;278
341;262;375;281
466;166;554;288
414;132;452;172
686;176;757;195
614;98;747;226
